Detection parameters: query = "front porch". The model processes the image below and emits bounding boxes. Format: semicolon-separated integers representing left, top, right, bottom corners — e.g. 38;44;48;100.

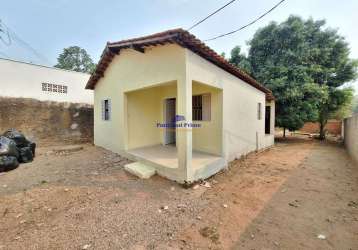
126;144;225;181
123;80;225;182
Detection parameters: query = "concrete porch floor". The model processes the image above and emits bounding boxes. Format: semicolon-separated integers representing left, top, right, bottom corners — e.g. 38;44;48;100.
127;144;223;172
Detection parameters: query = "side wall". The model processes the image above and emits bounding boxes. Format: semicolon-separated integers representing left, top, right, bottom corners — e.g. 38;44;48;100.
263;100;275;148
94;44;186;154
0;97;93;145
0;58;92;104
192;82;222;155
344;114;358;163
186;49;269;162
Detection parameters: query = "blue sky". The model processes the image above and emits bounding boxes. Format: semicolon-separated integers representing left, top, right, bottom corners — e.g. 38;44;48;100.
1;0;357;91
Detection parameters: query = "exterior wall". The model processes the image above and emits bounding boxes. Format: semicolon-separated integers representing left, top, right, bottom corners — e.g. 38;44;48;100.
264;100;275;148
186;49;271;162
93;44;186;154
344;115;358;163
0;97;93;145
93;43;274;181
192;81;222;155
300;120;342;135
0;58;92;104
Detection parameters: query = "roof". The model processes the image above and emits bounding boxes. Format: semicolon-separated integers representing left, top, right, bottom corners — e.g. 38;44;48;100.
85;28;274;100
0;57;91;76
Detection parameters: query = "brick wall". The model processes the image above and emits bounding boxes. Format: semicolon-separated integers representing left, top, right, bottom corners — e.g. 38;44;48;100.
0;97;93;145
300;120;342;135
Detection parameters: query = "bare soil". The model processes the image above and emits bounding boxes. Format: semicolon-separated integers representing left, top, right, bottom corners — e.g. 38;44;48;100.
0;136;357;250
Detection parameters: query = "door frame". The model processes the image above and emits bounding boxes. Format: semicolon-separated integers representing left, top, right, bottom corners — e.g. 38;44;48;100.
163;98;176;145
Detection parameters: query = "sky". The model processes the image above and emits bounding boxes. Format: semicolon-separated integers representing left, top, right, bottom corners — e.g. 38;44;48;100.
0;0;357;91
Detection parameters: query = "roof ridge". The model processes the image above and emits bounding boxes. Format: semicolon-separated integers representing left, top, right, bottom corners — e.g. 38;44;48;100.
108;28;186;46
85;28;273;100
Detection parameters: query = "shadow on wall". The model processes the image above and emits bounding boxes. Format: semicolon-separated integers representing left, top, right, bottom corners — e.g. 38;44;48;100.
0;97;93;146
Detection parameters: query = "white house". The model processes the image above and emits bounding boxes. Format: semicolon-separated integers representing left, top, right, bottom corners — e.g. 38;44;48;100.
86;29;275;183
0;58;92;104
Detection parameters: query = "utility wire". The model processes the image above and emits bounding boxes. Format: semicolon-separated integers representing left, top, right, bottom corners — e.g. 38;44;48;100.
204;0;287;41
0;20;12;46
0;19;51;65
187;0;238;31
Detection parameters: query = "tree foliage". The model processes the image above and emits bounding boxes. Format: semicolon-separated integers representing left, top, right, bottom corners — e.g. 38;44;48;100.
55;46;96;73
233;16;357;136
331;88;355;119
228;46;252;74
247;16;325;132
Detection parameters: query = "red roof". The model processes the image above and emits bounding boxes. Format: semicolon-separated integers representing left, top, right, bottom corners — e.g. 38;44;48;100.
86;28;274;100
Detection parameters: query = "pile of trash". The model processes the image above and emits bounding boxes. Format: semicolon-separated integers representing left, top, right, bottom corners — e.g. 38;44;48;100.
0;129;36;172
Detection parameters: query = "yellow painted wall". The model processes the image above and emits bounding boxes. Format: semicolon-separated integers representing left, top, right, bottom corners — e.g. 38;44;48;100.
192;81;222;155
186;49;271;161
126;82;177;149
93;42;274;173
94;44;186;153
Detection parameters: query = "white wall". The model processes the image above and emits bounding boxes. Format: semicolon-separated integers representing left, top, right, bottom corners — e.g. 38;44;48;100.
186;49;273;162
0;58;92;104
344;114;358;163
93;44;274;160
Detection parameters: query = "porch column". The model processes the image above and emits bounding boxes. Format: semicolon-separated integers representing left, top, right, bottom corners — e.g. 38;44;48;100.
176;76;193;182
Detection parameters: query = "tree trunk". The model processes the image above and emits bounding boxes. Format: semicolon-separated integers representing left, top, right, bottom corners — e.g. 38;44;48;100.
319;120;327;140
283;127;286;138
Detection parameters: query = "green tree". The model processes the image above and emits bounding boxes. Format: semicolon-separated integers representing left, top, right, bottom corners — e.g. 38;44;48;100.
247;16;325;136
55;46;96;73
246;16;357;138
228;46;252;74
300;18;357;139
330;88;354;119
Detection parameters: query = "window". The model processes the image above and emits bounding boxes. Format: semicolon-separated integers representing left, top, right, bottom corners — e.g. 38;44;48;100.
192;94;211;121
257;103;262;120
192;95;202;121
42;83;68;94
101;99;111;121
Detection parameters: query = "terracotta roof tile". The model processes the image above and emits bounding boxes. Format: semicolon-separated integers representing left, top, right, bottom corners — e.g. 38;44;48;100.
86;28;274;100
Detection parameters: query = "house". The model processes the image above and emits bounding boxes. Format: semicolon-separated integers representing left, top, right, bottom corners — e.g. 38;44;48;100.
0;58;92;104
86;28;275;183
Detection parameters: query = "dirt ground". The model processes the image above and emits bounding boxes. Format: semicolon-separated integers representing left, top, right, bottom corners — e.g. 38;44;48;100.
0;136;357;249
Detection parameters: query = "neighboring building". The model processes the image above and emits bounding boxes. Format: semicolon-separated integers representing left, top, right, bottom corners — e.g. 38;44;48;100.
86;29;275;183
0;58;92;104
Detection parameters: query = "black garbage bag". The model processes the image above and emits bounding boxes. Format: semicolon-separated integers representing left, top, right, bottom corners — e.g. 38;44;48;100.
0;156;19;172
18;146;33;163
0;136;19;158
3;129;29;147
28;142;36;157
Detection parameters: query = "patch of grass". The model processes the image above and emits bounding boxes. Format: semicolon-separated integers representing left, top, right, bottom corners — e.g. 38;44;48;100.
199;226;220;243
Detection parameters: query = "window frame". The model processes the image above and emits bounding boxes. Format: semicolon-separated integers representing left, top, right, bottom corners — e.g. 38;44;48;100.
102;99;111;121
257;102;262;120
192;93;211;122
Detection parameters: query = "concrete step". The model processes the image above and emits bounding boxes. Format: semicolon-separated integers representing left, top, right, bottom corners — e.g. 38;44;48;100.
124;162;156;179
